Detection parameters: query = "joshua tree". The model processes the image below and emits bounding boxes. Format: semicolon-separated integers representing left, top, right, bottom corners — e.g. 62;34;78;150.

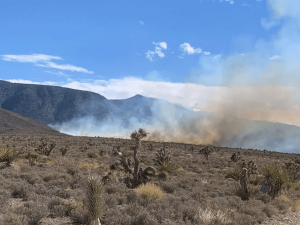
86;176;104;225
284;160;300;182
60;145;69;156
35;139;56;156
121;128;156;188
239;168;249;200
0;147;21;167
231;152;241;162
199;145;214;160
241;160;258;178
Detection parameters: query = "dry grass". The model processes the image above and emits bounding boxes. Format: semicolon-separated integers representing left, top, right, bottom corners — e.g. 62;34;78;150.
0;134;300;224
196;207;232;224
135;183;164;200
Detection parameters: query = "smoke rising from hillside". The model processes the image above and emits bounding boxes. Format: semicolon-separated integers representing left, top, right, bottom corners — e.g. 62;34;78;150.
51;0;300;153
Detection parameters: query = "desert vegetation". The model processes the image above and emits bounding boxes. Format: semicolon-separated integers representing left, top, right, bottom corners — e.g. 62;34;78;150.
0;130;300;225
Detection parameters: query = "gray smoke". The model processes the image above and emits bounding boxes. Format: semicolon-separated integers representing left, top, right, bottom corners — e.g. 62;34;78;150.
51;0;300;153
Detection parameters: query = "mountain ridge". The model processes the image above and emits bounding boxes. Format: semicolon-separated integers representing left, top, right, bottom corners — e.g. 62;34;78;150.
1;80;300;152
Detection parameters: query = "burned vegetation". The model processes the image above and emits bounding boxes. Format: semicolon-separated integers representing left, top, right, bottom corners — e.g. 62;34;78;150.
0;130;300;225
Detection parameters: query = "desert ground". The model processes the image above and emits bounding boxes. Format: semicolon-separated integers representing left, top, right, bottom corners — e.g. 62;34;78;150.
1;131;300;225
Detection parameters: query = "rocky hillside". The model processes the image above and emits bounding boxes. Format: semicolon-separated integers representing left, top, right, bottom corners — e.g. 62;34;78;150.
0;107;60;135
0;80;190;125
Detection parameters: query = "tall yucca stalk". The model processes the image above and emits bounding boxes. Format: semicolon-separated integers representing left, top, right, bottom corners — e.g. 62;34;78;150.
86;176;104;225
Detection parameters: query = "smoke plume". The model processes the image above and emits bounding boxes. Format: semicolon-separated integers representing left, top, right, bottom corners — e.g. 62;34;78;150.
51;0;300;153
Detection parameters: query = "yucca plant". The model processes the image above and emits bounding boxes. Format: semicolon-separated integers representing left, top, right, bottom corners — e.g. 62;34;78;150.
0;147;21;167
154;144;174;173
86;176;105;225
122;128;155;188
262;165;289;199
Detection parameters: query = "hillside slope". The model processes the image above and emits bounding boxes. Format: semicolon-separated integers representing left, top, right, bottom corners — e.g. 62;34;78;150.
0;107;60;135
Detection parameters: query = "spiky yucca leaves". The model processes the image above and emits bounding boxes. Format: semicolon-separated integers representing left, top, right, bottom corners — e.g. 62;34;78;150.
154;145;174;173
262;165;289;199
86;176;104;225
285;161;300;182
130;128;147;178
225;165;243;181
0;147;21;167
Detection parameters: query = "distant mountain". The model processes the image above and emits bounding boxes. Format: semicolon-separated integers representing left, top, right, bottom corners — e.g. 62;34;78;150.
0;107;60;135
0;80;192;125
1;80;300;152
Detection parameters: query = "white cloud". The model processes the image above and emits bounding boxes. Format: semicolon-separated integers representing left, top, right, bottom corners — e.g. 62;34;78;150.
203;51;211;55
1;54;93;74
139;20;144;25
2;54;61;63
44;70;69;77
225;0;234;4
179;43;202;55
146;42;167;61
269;55;281;60
153;41;167;50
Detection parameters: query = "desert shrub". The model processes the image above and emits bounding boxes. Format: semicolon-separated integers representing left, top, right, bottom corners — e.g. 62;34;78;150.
25;153;39;166
157;171;168;181
195;207;232;225
80;163;99;169
225;165;242;181
157;161;175;173
86;176;105;224
122;150;133;157
24;201;49;225
249;176;261;186
66;166;78;176
11;184;29;201
273;198;289;212
140;156;150;164
160;182;176;194
262;205;277;217
256;193;272;204
0;147;21;167
87;152;98;158
135;183;164;201
234;185;258;201
69;207;89;224
43;174;59;182
2;212;28;225
262;165;289;198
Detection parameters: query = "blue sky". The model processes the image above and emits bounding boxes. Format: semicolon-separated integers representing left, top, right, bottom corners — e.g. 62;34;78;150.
0;0;272;83
1;0;300;127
